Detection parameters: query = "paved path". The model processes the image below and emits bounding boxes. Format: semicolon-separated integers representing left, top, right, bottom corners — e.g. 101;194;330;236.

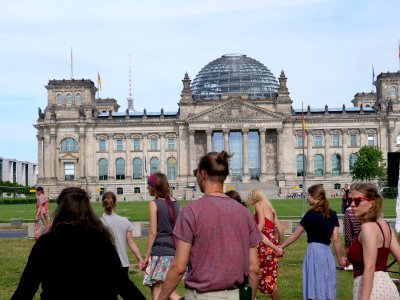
0;229;27;238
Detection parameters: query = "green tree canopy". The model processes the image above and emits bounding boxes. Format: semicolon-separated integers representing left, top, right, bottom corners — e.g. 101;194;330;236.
352;146;386;181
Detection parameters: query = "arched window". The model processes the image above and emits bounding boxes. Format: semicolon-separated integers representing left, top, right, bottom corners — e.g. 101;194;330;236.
331;154;341;176
66;93;72;105
396;133;400;145
150;157;159;174
99;159;108;180
56;93;63;104
167;157;177;180
133;158;143;179
314;154;324;176
60;138;78;152
391;86;397;97
75;93;81;105
349;153;358;175
116;158;125;180
296;155;305;176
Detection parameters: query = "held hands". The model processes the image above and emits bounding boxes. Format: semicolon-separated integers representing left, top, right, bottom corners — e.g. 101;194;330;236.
138;259;146;271
338;256;348;268
275;245;284;257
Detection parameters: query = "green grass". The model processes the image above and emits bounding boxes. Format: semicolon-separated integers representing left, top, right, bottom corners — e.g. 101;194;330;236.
0;198;397;223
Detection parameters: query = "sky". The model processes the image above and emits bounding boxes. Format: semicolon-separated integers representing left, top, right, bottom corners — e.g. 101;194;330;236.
1;0;399;163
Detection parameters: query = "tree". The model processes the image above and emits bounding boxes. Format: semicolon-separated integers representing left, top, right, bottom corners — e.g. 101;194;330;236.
351;146;386;182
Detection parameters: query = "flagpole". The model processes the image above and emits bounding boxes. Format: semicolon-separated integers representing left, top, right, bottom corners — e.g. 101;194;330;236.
302;102;307;216
70;47;73;79
144;157;147;201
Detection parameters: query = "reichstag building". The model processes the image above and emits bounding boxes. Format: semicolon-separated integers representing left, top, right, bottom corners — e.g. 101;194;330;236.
35;54;400;200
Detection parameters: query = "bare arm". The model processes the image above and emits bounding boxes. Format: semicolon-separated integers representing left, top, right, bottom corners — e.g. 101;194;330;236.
331;227;346;267
248;246;260;300
255;202;265;232
144;201;157;264
359;223;378;300
126;231;145;268
274;214;284;244
261;234;283;256
157;240;191;300
281;225;305;249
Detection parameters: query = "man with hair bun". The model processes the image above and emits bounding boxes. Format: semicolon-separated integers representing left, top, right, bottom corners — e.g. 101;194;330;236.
158;151;262;300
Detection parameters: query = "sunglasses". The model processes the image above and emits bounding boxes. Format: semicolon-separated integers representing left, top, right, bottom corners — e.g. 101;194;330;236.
348;196;373;206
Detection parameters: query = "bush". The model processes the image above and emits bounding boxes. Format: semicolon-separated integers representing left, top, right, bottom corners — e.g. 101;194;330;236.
0;198;56;205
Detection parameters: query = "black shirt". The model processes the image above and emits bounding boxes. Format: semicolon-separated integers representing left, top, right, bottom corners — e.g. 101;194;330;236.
300;209;339;245
12;223;145;300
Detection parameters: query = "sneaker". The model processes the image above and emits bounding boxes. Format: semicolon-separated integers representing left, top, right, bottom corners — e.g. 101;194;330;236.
344;264;353;271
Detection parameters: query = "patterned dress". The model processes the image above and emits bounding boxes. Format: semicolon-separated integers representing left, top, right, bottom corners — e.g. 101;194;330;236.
255;213;279;295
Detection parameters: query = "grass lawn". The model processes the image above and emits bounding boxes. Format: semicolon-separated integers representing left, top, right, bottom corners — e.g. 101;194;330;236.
0;198;397;223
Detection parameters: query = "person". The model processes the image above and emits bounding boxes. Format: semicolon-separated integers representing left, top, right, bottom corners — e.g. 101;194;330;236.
225;189;246;206
281;184;347;300
12;187;145;300
346;182;400;299
341;183;350;214
158;151;263;300
343;204;361;271
142;172;181;300
246;189;283;300
34;186;49;241
101;191;145;273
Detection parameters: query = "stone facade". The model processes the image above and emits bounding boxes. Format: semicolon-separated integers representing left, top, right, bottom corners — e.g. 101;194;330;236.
35;68;400;201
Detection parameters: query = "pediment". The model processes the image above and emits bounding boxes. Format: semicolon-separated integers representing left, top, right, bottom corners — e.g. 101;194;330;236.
187;98;283;122
59;153;79;161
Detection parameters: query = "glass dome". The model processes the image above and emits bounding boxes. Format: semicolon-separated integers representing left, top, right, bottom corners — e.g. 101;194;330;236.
191;54;279;100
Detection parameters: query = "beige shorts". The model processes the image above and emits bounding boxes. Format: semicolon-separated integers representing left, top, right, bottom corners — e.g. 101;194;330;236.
185;288;239;300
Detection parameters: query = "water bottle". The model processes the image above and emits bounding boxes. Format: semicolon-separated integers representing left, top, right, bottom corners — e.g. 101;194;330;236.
239;272;252;300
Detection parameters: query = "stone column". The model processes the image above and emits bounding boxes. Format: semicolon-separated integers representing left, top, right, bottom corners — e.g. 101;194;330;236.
189;130;196;175
306;131;312;176
37;133;43;178
206;129;212;153
242;128;249;182
78;127;86;180
276;128;284;179
125;133;132;179
108;134;115;179
160;133;166;173
259;128;267;181
49;128;57;179
143;133;148;176
85;127;95;182
360;129;367;146
43;129;51;179
223;129;229;153
342;129;348;175
388;126;395;153
324;129;331;176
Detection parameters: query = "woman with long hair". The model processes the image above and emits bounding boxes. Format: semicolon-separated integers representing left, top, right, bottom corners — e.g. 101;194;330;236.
347;182;400;299
101;191;145;273
142;172;181;300
246;189;283;300
12;187;145;300
281;184;346;300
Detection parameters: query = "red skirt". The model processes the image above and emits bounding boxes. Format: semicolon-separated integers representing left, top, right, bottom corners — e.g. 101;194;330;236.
257;226;279;295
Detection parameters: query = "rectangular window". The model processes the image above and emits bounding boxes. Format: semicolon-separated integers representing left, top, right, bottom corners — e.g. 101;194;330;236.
134;187;141;194
332;134;340;147
297;135;304;148
116;139;124;151
133;138;141;151
117;187;123;195
314;135;322;147
350;134;357;146
64;162;75;180
167;138;175;150
212;132;224;152
368;134;374;146
150;138;158;151
0;159;3;181
99;139;106;152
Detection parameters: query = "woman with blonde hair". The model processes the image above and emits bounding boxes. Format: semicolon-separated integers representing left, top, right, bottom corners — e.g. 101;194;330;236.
281;184;346;300
101;191;145;273
347;182;400;299
246;189;283;300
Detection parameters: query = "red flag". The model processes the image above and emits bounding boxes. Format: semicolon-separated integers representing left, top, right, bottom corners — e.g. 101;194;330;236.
97;72;102;91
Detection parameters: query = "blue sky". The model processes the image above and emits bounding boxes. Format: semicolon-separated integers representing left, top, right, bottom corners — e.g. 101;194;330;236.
0;0;399;163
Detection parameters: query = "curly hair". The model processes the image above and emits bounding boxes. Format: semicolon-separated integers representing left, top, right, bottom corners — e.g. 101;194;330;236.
147;172;172;199
308;184;332;218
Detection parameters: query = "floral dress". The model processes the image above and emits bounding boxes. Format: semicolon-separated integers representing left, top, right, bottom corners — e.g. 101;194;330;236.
255;213;279;295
